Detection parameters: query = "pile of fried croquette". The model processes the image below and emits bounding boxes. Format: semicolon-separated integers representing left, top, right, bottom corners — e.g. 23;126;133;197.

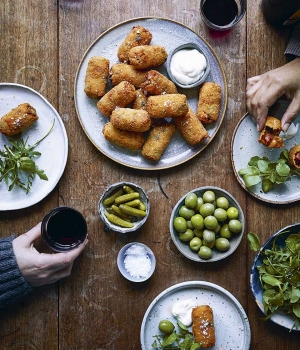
84;25;221;162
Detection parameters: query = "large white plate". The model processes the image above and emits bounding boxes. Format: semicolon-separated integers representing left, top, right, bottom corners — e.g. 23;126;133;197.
0;83;68;211
74;17;227;170
231;99;300;204
140;281;251;349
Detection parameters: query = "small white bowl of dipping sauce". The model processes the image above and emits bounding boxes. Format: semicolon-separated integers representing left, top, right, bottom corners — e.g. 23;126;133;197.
117;242;156;282
166;43;210;89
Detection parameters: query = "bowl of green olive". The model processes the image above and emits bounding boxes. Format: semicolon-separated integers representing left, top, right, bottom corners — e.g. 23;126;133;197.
98;182;150;233
170;186;245;262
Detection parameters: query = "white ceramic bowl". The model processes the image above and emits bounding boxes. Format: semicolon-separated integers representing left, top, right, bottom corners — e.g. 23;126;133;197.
98;182;150;233
169;186;245;262
166;42;210;89
117;242;156;282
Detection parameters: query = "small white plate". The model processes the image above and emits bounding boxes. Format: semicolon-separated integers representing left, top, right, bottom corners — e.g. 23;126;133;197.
140;281;251;349
0;83;68;210
231;100;300;204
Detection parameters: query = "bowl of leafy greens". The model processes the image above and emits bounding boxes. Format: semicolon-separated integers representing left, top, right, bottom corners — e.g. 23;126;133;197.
249;224;300;331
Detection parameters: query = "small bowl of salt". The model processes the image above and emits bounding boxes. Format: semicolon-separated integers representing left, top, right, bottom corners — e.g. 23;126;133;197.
117;242;156;282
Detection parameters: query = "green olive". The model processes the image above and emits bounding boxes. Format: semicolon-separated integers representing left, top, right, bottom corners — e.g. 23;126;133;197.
187;220;194;229
215;237;230;251
179;205;195;220
191;214;204;229
214;208;227;222
204;215;218;230
203;229;215;243
199;203;215;217
227;206;239;220
185;193;198;209
228;219;243;233
173;217;187;233
216;196;229;209
179;229;194;241
194;197;204;212
194;228;204;238
198;246;212;259
220;224;232;239
189;237;202;251
202;190;216;203
158;320;175;334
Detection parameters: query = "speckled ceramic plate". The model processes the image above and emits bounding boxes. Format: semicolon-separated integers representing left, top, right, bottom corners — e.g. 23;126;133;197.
74;17;227;170
0;83;68;211
231;99;300;204
250;223;300;331
140;281;251;349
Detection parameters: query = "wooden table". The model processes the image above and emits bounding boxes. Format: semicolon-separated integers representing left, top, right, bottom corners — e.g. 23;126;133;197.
1;0;299;349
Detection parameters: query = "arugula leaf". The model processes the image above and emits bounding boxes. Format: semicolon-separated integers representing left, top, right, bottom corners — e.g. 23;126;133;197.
0;120;55;193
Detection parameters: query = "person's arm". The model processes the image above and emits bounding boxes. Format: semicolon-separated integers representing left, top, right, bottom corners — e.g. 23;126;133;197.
0;236;33;308
246;22;300;132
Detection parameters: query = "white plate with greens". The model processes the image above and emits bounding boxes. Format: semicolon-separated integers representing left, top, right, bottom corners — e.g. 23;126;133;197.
231;100;300;204
0;83;68;211
140;281;251;349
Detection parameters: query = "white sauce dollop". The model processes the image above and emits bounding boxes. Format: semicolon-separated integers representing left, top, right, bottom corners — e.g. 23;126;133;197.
279;122;299;140
172;299;194;327
170;49;207;85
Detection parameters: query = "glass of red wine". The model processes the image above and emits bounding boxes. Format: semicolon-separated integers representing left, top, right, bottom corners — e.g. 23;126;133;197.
200;0;246;31
41;206;87;252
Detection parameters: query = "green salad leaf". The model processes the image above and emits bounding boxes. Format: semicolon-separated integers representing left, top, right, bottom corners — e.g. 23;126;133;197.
238;150;300;193
0;120;55;193
248;231;300;330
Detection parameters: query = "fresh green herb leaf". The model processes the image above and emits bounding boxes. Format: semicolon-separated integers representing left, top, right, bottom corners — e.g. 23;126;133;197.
238;150;299;193
0;120;55;193
247;232;261;251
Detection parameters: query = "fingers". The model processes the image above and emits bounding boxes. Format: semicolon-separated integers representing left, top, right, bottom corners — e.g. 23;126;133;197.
23;222;42;245
281;93;300;131
39;264;74;286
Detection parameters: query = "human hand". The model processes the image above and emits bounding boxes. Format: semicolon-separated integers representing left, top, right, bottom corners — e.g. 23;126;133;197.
246;57;300;132
12;222;88;287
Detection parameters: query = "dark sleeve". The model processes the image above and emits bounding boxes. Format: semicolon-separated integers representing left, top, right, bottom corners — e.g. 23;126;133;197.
285;21;300;57
0;236;33;308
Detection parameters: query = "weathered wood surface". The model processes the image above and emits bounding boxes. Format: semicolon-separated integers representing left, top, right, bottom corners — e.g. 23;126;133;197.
0;0;299;349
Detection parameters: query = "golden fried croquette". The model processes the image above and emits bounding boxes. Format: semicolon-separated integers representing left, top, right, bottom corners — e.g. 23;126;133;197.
146;94;188;118
117;26;152;63
258;116;284;148
173;108;209;146
140;70;177;95
0;103;38;136
132;89;148;110
289;144;300;168
192;305;216;348
141;122;176;162
84;56;110;98
109;63;150;87
128;45;168;69
197;82;221;124
110;107;151;132
97;81;136;117
102;122;144;150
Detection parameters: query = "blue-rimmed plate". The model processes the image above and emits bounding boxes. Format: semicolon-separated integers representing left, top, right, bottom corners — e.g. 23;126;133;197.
250;223;300;331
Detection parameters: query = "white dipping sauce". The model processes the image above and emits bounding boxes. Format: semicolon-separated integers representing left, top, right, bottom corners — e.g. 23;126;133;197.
170;49;207;85
171;299;194;327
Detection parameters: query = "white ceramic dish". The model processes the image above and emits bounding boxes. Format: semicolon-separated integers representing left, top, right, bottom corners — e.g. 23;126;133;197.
231;99;300;204
117;242;156;282
140;281;251;349
74;17;227;170
0;83;68;211
169;186;245;262
250;223;300;331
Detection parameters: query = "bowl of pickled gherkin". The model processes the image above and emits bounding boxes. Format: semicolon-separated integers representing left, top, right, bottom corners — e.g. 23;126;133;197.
98;182;150;233
170;186;245;262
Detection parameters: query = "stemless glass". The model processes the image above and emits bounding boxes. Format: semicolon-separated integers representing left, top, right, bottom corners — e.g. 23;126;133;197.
41;206;87;252
200;0;246;31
